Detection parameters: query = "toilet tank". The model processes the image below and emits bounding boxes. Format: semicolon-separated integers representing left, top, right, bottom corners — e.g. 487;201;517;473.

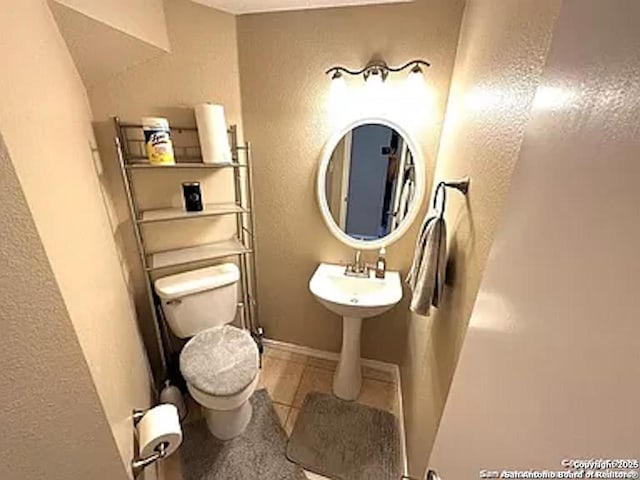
154;263;240;338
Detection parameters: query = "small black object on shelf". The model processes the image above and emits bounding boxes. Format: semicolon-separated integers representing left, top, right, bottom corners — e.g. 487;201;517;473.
182;182;203;212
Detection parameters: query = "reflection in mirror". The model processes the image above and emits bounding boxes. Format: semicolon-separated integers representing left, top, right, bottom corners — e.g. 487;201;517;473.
324;124;416;241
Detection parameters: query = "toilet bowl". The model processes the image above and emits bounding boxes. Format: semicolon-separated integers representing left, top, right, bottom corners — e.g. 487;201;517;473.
155;263;259;440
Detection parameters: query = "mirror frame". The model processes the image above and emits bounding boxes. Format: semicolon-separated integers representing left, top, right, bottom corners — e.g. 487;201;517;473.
317;118;425;250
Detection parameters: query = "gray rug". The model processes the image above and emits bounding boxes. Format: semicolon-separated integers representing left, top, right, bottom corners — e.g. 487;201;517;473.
180;389;305;480
286;392;401;480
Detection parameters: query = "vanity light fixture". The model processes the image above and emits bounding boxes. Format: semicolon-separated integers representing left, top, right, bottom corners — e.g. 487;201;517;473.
409;63;426;81
326;58;430;84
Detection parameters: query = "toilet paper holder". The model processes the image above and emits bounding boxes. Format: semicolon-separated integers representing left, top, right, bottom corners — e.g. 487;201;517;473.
131;409;169;478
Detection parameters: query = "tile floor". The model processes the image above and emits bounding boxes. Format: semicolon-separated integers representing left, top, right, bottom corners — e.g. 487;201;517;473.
161;344;399;480
259;345;398;438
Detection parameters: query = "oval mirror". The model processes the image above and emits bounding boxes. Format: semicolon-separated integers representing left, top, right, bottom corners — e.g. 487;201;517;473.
317;119;425;249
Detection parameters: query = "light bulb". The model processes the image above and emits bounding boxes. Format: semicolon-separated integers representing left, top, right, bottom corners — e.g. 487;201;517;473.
406;67;425;95
330;72;347;97
365;71;384;91
408;65;425;84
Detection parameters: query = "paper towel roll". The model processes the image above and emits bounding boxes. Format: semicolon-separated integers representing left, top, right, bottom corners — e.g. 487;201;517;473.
137;404;182;458
195;103;232;164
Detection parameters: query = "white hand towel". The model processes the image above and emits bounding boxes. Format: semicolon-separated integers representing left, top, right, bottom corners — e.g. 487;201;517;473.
407;211;447;316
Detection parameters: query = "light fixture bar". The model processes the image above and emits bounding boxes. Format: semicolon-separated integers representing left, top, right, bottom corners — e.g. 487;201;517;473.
325;59;430;81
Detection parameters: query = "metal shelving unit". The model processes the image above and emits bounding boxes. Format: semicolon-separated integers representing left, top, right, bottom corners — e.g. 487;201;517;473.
113;116;261;381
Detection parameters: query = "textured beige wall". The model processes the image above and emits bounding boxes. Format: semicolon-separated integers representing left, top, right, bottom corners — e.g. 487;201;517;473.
400;0;561;476
0;0;154;474
88;0;244;377
89;0;242;129
430;0;640;475
53;0;171;50
237;0;465;364
0;134;128;480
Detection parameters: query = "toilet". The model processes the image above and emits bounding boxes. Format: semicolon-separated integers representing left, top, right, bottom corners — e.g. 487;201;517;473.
154;263;259;440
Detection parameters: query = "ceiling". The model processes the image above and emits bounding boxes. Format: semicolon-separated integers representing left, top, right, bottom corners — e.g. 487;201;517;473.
191;0;412;15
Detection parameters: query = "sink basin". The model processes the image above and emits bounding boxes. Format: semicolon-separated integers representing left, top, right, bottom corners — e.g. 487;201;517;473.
309;263;403;400
309;263;402;318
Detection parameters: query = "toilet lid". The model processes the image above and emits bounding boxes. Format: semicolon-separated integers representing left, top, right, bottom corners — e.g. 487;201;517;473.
180;325;259;397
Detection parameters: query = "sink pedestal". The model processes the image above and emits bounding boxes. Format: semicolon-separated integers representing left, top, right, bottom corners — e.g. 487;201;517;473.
333;316;363;400
309;263;403;400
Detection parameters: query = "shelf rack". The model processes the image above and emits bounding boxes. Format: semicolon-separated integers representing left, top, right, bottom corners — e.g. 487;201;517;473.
113;117;262;381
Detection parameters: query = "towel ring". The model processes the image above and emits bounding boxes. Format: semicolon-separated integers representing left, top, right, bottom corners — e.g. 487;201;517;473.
432;178;471;217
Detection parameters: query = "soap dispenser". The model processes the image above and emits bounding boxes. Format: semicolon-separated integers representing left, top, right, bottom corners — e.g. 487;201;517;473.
375;247;387;279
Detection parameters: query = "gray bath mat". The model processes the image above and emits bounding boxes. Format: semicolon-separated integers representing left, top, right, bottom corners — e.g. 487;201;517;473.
286;392;401;480
180;389;305;480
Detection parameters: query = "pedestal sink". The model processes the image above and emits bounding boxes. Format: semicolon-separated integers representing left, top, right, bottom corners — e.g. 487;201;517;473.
309;263;403;400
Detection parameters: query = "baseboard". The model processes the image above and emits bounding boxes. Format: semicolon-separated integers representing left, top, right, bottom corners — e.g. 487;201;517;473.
262;337;409;477
263;337;340;362
395;364;408;477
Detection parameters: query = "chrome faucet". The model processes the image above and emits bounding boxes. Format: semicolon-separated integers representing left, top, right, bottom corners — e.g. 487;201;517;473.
345;250;369;277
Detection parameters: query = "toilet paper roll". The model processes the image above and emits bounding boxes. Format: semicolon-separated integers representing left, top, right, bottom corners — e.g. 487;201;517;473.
137;404;182;458
194;103;232;164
